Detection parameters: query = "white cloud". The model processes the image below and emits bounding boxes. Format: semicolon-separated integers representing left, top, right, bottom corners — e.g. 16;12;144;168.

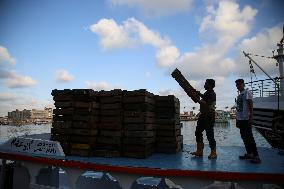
90;17;179;67
85;81;113;91
0;70;37;88
236;24;283;77
89;18;134;49
108;0;193;17
0;46;16;65
0;92;18;101
6;75;37;88
173;0;257;79
0;93;54;116
199;0;257;41
55;69;74;82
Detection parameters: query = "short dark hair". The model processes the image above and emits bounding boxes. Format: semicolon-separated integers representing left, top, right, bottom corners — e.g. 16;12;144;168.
235;79;244;84
206;79;215;88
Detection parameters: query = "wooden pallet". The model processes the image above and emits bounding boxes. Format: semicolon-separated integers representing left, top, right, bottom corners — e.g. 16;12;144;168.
73;115;100;122
101;103;123;110
97;136;121;145
156;118;180;125
70;149;94;157
122;137;155;145
156;129;181;137
156;123;180;130
99;122;123;130
123;103;155;111
94;150;121;158
101;109;123;116
69;135;97;144
124;130;155;137
123;123;155;131
72;121;99;129
69;128;98;136
100;130;122;137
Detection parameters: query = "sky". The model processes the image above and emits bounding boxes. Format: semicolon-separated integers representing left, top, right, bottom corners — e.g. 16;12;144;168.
0;0;283;116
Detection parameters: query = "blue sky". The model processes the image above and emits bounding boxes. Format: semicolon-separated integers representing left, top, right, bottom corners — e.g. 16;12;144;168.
0;0;283;116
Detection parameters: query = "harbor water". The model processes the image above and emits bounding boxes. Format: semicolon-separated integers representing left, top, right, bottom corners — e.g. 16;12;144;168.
0;120;271;148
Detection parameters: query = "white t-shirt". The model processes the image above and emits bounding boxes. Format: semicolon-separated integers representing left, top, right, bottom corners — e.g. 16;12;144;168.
236;89;253;120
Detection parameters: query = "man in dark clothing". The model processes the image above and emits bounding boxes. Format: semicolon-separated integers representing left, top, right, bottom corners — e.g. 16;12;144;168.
191;79;217;159
235;79;261;164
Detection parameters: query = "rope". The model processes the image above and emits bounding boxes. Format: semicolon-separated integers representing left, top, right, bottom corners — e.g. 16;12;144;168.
247;53;274;59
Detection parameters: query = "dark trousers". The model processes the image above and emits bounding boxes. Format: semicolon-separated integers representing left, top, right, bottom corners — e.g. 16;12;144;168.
195;114;216;149
237;120;259;156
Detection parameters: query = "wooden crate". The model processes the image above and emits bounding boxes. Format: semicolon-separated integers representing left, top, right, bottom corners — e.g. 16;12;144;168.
97;136;121;145
123;137;155;145
100;96;122;104
54;101;73;108
123;103;155;111
69;135;97;144
100;116;123;123
156;123;180;130
124;130;155;138
156;118;180;125
69;128;98;136
72;121;99;129
73;115;100;122
96;143;122;150
51;89;73;96
101;103;123;110
123;123;155;131
52;121;72;129
156;129;181;137
51;127;69;135
53;95;73;102
53;115;73;122
53;108;74;115
101;109;123;116
94;150;121;158
70;149;94;157
99;122;123;130
70;143;92;150
100;130;122;137
50;134;69;143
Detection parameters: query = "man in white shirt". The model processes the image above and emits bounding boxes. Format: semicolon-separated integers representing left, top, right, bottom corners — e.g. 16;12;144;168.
235;79;261;164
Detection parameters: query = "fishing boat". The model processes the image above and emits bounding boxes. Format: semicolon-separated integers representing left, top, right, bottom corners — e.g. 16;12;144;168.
0;133;283;189
215;110;230;124
243;26;284;150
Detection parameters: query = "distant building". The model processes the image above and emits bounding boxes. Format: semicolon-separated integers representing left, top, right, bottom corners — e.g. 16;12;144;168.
8;109;31;122
7;107;53;124
31;107;53;121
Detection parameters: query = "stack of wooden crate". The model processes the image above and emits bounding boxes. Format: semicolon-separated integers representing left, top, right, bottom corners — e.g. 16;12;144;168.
155;95;183;153
51;89;100;156
96;89;124;157
122;89;156;158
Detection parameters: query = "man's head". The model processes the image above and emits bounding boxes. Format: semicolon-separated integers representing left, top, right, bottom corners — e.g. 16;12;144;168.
235;79;245;91
204;79;215;90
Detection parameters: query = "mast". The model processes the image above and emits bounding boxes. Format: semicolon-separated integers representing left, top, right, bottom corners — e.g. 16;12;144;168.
273;26;284;96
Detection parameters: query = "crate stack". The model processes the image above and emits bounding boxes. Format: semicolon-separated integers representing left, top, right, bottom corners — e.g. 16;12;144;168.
155;95;183;153
51;89;100;156
122;89;156;158
96;89;124;157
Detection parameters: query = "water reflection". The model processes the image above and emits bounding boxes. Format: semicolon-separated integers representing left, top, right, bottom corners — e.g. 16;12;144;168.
0;120;271;148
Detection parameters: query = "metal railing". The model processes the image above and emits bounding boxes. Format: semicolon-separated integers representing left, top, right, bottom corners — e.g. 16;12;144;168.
245;77;284;98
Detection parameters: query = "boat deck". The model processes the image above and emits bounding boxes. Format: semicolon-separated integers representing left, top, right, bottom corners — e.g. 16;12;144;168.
0;133;284;181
